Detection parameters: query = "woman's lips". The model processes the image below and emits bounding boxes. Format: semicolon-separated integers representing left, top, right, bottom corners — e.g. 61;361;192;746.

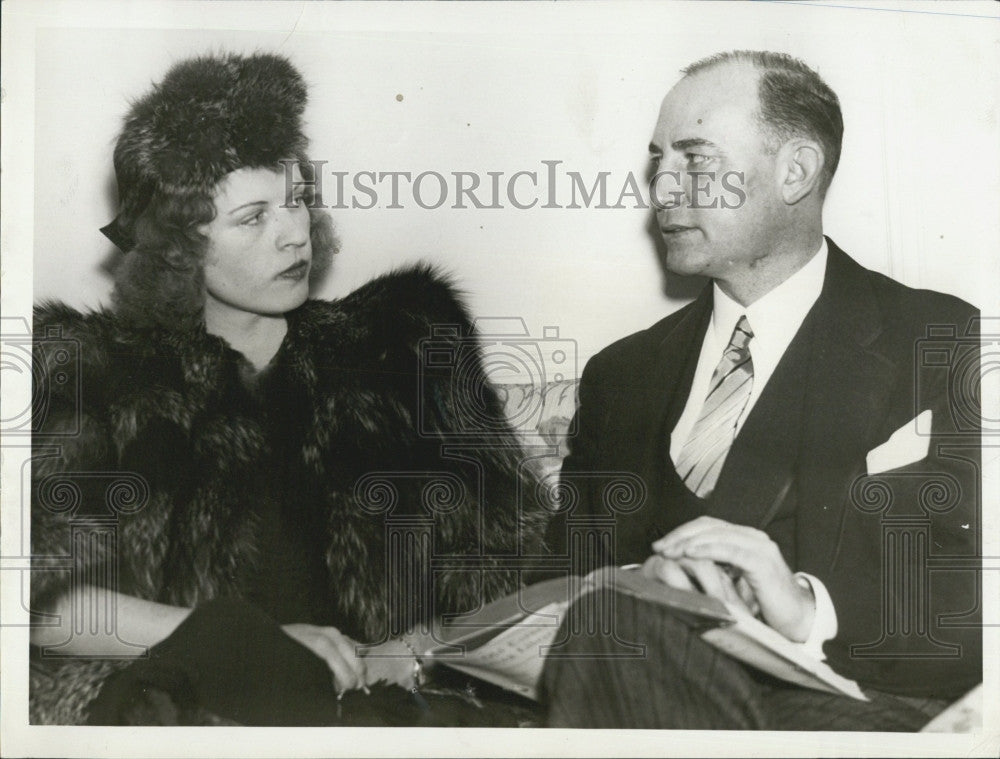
277;261;310;281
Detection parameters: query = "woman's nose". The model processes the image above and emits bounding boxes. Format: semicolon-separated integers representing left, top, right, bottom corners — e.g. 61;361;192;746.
276;206;310;249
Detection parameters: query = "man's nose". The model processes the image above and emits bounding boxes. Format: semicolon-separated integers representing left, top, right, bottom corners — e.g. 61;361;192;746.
650;169;687;210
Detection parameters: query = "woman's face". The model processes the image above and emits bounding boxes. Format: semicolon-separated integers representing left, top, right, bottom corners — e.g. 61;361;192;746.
199;164;312;320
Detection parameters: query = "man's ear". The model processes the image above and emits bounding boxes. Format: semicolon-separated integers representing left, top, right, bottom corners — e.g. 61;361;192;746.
779;139;824;204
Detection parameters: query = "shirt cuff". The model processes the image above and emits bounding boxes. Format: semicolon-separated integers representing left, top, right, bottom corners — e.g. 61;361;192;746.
793;572;838;660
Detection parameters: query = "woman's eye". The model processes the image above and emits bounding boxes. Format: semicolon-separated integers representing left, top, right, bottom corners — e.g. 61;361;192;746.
241;210;265;226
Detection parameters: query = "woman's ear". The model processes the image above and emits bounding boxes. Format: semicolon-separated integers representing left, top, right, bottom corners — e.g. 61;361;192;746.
779;139;824;204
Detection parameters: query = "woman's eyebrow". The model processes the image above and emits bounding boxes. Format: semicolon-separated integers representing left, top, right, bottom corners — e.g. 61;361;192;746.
227;200;267;215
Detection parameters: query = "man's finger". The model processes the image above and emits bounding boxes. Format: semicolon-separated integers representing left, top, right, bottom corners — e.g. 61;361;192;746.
643;555;696;591
688;529;788;575
652;516;730;554
683;539;766;578
677;557;728;600
734;576;760;614
654;520;771;560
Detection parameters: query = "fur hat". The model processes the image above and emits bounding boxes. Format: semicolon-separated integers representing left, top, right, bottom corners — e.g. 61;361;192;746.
101;52;309;251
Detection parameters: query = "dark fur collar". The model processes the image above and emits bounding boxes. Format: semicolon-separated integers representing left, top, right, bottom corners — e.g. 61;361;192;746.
32;266;545;644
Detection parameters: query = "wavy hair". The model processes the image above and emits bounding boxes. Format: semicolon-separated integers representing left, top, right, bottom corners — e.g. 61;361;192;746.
111;161;339;331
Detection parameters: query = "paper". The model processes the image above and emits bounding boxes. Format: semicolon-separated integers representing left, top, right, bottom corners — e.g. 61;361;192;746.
429;601;570;699
427;568;867;702
702;606;868;701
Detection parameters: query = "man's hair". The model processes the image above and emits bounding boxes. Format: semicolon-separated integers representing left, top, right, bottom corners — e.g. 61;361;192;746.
683;50;843;193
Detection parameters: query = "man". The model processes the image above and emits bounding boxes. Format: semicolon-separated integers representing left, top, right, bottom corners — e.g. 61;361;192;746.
541;51;981;730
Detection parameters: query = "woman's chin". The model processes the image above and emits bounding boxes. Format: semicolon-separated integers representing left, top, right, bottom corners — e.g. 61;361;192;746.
269;284;311;313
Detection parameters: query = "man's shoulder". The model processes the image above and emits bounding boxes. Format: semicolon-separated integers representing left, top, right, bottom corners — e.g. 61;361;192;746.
829;239;978;327
867;268;978;327
842;255;979;343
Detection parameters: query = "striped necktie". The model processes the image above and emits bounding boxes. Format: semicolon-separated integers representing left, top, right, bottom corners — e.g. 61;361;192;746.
675;315;754;498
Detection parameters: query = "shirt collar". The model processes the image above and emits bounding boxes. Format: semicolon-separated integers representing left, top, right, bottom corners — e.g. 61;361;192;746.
711;238;828;353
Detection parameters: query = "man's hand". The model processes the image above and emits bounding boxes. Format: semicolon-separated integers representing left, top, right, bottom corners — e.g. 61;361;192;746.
641;554;759;615
282;624;368;694
650;516;815;642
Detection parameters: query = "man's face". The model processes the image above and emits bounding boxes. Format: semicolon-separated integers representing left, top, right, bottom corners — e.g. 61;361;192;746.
649;64;785;283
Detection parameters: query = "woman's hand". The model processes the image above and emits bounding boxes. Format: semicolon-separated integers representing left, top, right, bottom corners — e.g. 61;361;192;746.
359;639;421;690
281;624;368;694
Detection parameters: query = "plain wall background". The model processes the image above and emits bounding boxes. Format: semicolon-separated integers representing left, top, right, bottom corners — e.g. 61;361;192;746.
26;3;1000;375
4;4;1000;757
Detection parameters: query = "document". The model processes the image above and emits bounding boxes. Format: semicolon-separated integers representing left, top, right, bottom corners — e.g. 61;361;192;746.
425;568;867;702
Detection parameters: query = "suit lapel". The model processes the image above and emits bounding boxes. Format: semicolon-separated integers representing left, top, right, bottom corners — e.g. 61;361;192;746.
653;289;714;440
607;242;895;568
606;289;710;544
711;240;897;559
796;240;898;573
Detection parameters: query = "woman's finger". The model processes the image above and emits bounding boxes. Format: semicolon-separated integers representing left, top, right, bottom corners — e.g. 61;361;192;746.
312;634;362;692
283;624;367;692
322;628;368;687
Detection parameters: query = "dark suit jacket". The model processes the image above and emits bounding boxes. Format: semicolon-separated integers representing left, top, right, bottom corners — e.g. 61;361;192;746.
547;239;981;698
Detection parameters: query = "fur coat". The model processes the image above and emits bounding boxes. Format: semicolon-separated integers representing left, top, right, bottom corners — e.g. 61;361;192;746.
30;267;548;724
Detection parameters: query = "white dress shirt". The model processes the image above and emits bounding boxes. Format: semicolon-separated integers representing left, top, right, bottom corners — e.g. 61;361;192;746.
669;239;837;657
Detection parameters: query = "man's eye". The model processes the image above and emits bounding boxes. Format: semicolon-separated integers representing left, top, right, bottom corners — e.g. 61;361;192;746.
686;153;711;166
649;154;663;166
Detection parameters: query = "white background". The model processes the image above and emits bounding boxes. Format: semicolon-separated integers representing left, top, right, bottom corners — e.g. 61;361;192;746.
3;1;999;757
24;1;1000;372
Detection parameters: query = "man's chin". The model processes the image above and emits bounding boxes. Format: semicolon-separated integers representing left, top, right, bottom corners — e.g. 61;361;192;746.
662;247;710;278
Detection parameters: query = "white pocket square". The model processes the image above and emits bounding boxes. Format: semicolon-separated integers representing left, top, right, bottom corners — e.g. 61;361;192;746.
866;410;932;475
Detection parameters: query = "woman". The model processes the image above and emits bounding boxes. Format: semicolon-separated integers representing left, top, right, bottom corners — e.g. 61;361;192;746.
30;52;546;725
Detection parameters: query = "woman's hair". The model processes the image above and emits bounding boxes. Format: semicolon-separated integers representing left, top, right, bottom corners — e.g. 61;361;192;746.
111;160;339;331
102;52;336;330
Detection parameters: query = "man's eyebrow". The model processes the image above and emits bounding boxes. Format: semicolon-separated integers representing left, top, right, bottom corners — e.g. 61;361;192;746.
227;201;267;215
648;142;662;155
671;138;718;151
